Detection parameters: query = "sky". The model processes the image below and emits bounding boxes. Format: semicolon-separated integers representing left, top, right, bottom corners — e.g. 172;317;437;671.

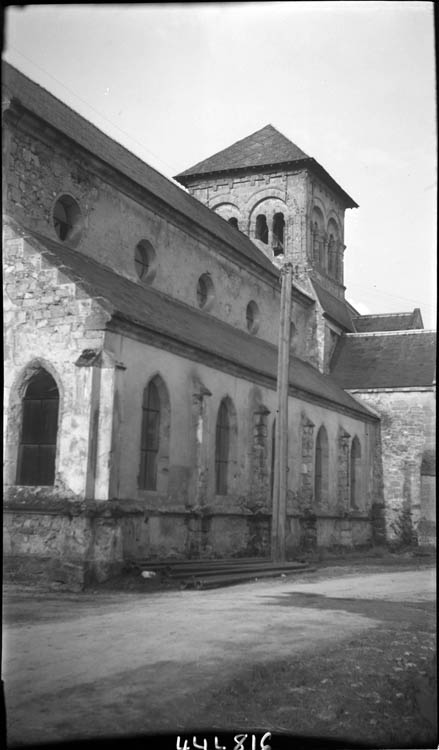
3;2;436;328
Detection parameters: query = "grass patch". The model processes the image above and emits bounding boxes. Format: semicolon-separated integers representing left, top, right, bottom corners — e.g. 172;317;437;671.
197;619;436;747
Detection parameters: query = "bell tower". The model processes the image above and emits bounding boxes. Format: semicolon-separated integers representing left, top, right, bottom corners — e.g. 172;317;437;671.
175;124;358;301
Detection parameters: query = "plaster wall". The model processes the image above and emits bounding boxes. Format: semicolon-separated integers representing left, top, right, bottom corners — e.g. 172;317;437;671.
104;328;376;559
106;329;374;503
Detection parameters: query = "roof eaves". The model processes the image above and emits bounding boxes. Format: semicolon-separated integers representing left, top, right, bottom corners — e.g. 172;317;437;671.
307;158;358;209
17;224;374;421
175;157;311;185
342;329;434;337
177;156;358;209
111;310;375;420
354;311;415;320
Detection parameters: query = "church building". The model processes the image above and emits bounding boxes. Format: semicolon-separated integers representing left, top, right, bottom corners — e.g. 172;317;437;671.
3;63;435;588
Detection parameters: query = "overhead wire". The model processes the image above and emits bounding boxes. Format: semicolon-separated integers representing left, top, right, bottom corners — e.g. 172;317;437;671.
348;282;436;312
7;46;181;178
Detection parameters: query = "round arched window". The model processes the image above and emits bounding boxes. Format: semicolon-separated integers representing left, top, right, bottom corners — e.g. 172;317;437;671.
53;195;82;244
255;214;269;244
135;240;156;283
196;273;215;310
246;300;260;334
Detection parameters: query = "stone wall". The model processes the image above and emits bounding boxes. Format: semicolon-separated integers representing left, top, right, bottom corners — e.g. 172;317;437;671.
300;414;315;508
185;166;350;369
3;106;380;587
4;119;290;346
3;501;127;589
3;219;380;588
186;167;348;295
3;230;106;497
349;388;436;545
3;228;127;587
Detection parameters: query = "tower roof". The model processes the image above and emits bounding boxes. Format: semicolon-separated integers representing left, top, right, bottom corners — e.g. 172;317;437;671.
176;124;309;176
175;124;358;208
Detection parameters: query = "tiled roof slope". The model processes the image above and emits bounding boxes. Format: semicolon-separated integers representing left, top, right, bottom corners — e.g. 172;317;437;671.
311;280;355;332
175;124;358;208
331;331;436;389
176;124;309;177
353;309;423;332
2;62;276;278
24;229;376;420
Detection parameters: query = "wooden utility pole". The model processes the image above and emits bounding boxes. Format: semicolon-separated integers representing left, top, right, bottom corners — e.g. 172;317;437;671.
271;261;293;561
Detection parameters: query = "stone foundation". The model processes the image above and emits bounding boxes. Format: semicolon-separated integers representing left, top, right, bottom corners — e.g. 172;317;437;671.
3;501;374;589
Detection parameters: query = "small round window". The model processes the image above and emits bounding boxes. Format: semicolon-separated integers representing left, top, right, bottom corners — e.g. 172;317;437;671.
246;300;260;334
196;273;215;310
53;195;82;244
135;240;156;283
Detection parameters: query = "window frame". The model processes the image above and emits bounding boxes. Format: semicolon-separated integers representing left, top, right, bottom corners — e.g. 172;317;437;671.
16;369;59;486
215;399;230;495
139;380;161;491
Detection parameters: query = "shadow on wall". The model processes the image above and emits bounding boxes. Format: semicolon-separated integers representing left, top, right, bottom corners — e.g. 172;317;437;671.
418;449;436;547
390;460;418;546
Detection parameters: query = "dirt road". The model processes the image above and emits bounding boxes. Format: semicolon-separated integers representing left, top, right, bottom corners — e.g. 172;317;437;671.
2;565;435;745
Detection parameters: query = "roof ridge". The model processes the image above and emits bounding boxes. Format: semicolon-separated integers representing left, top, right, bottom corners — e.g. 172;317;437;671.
344;329;435;337
354;311;416;319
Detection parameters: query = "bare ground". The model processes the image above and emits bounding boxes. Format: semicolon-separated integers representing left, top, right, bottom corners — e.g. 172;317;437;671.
2;558;436;748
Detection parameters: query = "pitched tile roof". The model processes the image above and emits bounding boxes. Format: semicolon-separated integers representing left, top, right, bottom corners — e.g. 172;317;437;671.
311;280;355;332
330;331;436;389
175;124;358;208
176;124;309;177
352;309;424;332
23;229;376;420
2;62;276;278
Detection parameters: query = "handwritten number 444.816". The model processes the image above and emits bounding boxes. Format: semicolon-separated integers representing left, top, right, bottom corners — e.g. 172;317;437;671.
176;734;272;750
